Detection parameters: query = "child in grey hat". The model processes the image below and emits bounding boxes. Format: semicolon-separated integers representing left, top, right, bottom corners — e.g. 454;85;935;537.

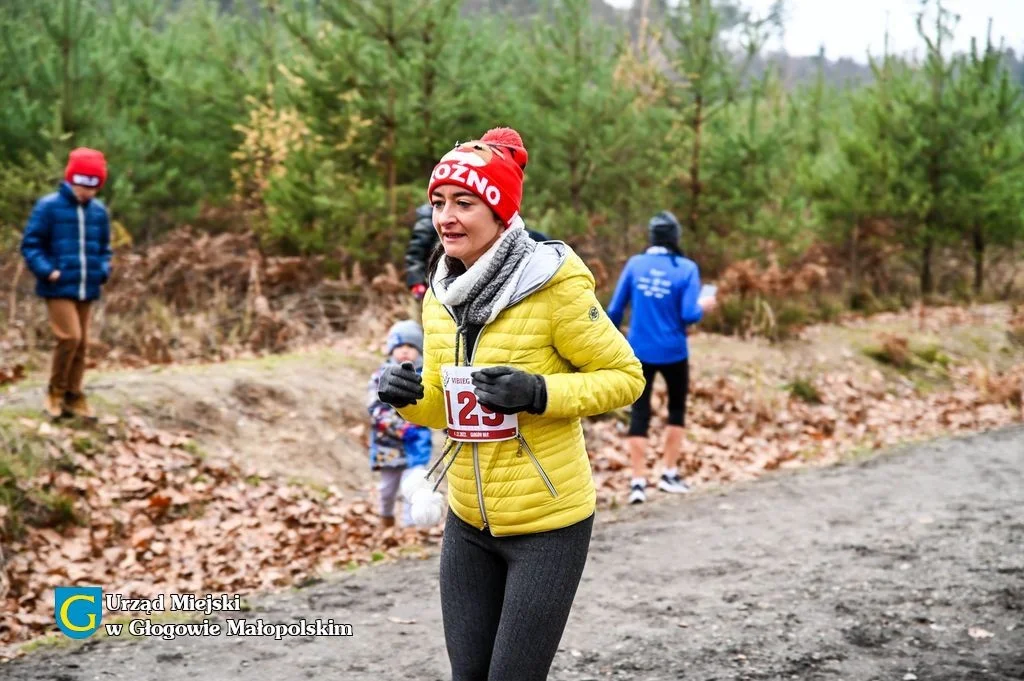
367;320;432;528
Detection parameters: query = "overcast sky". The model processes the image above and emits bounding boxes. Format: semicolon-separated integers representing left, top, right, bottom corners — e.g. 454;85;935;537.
604;0;1024;63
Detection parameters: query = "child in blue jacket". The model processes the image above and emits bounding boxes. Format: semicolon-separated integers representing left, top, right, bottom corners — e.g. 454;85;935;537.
607;211;716;505
367;320;433;528
20;148;113;419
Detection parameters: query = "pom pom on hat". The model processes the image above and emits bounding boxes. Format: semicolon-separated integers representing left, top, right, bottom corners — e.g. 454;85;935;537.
481;127;528;169
480;127;523;147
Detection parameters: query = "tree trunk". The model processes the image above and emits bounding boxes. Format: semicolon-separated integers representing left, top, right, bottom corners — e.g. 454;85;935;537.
386;84;397;229
687;92;704;237
621;199;632;257
973;224;985;295
421;20;436;176
8;260;24;324
920;235;934;295
850;221;861;293
384;5;398;234
568;140;582;213
61;0;74;141
266;0;277;93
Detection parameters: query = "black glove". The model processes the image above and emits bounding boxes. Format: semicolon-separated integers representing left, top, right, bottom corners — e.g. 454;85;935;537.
378;361;424;408
471;366;547;415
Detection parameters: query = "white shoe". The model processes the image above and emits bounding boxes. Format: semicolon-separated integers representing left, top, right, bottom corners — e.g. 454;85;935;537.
657;473;691;494
628;483;647;505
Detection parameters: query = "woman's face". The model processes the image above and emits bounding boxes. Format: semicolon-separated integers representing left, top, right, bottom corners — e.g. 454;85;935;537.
431;185;504;267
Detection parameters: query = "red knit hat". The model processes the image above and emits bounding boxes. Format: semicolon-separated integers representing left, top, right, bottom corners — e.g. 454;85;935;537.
65;147;107;188
427;127;528;227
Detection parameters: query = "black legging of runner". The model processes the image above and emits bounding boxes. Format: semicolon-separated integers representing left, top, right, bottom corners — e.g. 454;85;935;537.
627;358;690;436
439;509;594;681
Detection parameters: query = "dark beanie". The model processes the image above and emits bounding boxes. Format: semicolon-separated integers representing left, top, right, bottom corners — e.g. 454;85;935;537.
648;210;681;246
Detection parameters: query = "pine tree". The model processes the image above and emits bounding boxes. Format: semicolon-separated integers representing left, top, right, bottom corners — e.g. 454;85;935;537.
93;0;267;236
706;67;806;253
282;0;463;229
659;0;778;244
42;0;99;146
949;23;1024;293
512;0;667;236
913;0;962;294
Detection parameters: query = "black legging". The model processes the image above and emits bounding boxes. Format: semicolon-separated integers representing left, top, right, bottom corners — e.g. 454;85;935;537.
628;358;690;436
439;510;594;681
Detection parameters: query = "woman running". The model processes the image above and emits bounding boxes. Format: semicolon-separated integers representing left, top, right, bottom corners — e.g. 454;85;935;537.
376;127;644;681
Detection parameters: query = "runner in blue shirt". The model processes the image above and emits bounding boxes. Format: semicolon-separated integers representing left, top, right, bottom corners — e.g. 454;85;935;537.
607;211;716;504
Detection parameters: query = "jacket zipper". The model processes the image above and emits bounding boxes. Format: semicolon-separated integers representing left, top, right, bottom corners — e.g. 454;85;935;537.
467;326;491;530
432;254;570;531
471;443;489;529
463;310;559;502
436;300;492;530
77;205;87;300
516;433;558;498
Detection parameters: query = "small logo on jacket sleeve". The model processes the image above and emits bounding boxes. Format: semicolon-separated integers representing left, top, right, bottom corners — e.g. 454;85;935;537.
588;306;600;321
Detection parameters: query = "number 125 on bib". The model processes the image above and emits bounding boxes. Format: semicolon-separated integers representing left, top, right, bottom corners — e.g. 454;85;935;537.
441;366;518;442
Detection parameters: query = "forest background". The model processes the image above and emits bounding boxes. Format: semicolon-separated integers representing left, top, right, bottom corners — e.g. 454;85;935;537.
1;0;1024;336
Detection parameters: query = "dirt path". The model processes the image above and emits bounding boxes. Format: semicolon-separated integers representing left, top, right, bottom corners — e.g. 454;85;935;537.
6;426;1022;680
1;347;383;490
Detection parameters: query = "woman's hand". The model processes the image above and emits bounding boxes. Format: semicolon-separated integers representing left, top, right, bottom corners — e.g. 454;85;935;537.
378;361;424;407
471;366;547;415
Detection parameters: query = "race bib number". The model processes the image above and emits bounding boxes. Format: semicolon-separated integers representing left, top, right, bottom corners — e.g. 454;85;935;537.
442;365;518;442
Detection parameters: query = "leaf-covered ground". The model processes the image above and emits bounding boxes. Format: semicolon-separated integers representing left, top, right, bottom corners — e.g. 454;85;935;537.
1;303;1022;653
4;426;1022;680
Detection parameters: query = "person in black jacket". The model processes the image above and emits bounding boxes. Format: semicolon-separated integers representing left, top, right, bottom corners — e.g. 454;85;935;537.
403;203;548;299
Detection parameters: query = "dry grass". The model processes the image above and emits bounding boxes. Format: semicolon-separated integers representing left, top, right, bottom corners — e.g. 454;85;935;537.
0;413;83;542
0;227;414;371
1009;306;1024;347
864;333;912;368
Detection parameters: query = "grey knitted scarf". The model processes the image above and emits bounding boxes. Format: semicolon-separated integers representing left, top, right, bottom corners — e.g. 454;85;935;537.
432;226;536;352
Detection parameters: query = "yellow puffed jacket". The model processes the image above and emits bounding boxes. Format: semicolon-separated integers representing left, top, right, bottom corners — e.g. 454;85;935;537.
397;242;644;536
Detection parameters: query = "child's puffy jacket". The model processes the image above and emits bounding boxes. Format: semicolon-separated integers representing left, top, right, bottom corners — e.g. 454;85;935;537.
367;361;432;469
21;181;112;301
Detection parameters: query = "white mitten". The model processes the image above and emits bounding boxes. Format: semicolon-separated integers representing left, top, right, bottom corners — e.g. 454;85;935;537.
409;487;444;527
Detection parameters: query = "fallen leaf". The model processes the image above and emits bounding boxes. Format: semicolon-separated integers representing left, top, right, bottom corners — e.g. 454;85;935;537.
148;494;172;510
130;526;157;548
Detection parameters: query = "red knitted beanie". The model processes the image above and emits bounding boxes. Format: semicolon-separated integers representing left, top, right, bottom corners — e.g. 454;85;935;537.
427;127;528;227
65;147;107;188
